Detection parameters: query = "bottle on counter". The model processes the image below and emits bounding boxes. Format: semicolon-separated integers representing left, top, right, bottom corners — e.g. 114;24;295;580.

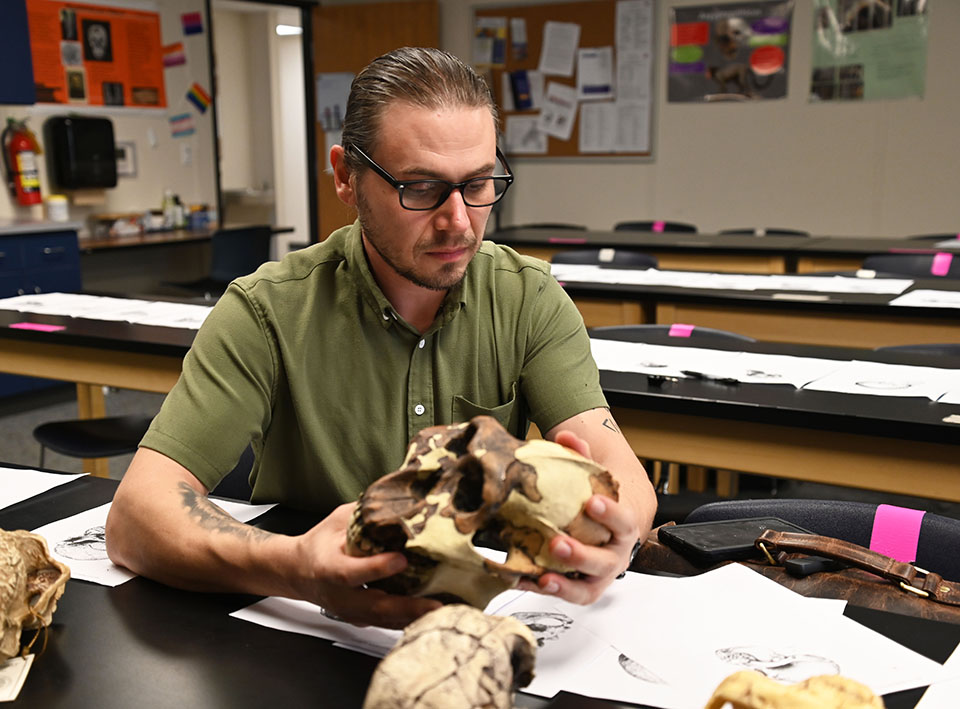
173;195;185;229
46;194;69;222
162;189;176;228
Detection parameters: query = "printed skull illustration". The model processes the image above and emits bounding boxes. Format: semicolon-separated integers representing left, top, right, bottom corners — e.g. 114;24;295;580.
347;416;618;608
714;17;753;59
1;529;70;660
363;604;536;709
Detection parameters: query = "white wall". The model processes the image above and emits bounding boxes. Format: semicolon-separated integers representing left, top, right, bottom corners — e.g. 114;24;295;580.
437;0;959;237
0;0;217;229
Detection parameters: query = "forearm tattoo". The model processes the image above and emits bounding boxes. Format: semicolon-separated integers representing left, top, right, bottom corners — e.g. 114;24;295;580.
177;482;272;543
601;416;621;433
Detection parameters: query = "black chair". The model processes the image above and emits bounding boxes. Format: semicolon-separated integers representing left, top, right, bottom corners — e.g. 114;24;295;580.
496;222;587;232
209;445;255;500
614;220;697;233
592;324;755;505
908;233;959;241
684;498;960;581
165;225;273;299
34;414;154;468
719;228;809;237
874;343;960;357
552;248;658;269
861;253;960;279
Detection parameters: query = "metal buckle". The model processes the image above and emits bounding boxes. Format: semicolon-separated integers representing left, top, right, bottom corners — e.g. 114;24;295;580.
757;541;777;566
899;566;931;598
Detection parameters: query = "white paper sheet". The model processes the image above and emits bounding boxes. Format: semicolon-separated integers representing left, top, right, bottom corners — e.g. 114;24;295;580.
505;115;547;154
0;292;213;329
802;360;960;401
577;47;614;100
616;0;654;52
538;21;580;76
538;82;578;141
562;565;949;706
579;102;616;153
916;642;960;708
890;289;960;309
31;499;275;586
0;467;86;511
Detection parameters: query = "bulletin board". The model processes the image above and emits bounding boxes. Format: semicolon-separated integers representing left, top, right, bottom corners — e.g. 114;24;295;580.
25;0;166;107
475;0;654;159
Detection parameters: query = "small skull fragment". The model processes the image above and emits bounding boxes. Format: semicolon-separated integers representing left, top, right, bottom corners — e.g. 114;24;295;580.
704;670;883;709
0;529;70;660
363;604;536;709
347;416;618;608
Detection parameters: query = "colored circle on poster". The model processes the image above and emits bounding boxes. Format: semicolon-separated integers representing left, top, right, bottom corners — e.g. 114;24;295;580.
750;45;785;76
671;45;704;64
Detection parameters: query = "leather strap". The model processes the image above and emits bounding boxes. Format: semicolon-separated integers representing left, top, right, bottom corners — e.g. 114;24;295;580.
756;530;960;607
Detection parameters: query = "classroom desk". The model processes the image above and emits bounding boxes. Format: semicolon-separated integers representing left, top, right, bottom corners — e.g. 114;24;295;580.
489;228;809;273
593;335;960;503
562;276;960;348
2;473;956;708
490;228;956;276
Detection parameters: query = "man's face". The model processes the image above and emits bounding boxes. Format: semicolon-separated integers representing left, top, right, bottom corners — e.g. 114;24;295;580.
353;102;497;292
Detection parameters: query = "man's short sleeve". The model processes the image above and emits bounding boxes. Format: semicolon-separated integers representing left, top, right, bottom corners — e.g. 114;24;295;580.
520;273;607;433
139;285;276;490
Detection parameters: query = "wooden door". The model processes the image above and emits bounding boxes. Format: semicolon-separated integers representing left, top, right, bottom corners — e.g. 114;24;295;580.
312;1;439;240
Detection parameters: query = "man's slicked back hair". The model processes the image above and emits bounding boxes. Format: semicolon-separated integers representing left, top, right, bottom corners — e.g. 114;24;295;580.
341;46;498;173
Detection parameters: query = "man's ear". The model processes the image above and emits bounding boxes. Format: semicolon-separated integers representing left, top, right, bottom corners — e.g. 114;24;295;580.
330;144;357;207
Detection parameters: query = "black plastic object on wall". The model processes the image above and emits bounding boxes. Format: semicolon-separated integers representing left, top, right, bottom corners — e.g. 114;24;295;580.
44;116;118;189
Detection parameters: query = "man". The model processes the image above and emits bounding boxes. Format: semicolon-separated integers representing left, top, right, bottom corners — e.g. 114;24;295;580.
106;47;656;629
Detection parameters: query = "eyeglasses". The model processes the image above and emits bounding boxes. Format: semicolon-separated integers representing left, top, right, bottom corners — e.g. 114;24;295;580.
348;144;514;211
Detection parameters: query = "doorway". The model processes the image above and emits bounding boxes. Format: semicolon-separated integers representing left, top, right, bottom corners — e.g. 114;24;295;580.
209;0;313;257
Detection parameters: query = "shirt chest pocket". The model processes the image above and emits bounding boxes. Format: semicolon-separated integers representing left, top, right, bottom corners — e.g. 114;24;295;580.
451;381;526;438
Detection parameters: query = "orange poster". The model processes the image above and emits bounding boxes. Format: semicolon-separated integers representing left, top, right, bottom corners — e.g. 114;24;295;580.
26;0;166;107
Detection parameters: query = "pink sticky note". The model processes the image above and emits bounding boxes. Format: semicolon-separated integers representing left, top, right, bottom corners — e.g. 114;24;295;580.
931;252;953;276
653;220;666;233
870;504;925;563
668;323;695;337
548;237;587;244
9;322;66;332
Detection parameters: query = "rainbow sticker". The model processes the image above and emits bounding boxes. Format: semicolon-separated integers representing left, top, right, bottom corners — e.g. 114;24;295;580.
186;82;211;113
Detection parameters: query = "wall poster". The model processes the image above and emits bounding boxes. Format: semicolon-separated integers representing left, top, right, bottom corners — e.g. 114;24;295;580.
810;0;928;102
26;0;166;107
668;1;794;102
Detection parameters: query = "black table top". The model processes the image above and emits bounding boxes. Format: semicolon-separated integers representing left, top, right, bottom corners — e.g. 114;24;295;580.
593;333;960;446
489;229;959;259
2;475;956;708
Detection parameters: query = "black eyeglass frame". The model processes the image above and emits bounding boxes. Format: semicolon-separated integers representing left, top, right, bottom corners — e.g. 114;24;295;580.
348;143;514;211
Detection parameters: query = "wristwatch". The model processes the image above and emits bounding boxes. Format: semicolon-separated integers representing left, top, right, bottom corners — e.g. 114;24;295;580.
617;538;643;579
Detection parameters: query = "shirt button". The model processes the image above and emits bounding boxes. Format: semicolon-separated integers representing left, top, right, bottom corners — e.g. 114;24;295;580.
418;339;425;349
414;403;425;416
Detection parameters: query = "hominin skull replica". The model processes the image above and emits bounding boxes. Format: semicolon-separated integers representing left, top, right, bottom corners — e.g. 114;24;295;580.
1;529;70;660
363;604;536;709
347;416;618;608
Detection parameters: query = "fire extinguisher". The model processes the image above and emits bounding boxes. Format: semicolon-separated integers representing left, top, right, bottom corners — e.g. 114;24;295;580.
1;118;43;206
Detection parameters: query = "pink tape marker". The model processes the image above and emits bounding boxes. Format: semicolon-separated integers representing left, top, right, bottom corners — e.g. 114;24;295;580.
9;322;66;332
548;237;587;244
653;220;666;233
869;504;925;563
931;252;953;276
668;323;695;337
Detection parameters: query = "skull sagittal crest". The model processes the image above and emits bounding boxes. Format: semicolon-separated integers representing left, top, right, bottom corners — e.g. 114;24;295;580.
0;529;70;660
347;416;618;608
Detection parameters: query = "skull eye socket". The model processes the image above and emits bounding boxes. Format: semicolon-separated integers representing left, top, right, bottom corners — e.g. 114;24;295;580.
453;457;484;511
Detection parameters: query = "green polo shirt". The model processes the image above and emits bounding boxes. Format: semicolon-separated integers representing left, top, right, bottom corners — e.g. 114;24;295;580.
141;221;607;511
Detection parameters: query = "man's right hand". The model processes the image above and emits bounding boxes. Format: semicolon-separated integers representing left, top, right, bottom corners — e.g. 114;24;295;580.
290;503;441;628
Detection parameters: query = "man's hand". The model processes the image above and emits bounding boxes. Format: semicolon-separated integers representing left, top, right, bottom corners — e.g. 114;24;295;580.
291;504;441;628
517;425;647;604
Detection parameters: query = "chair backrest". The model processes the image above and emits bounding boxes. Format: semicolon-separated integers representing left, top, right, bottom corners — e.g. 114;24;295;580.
684;498;960;581
552;248;658;269
210;225;273;283
874;343;960;357
908;233;959;241
719;228;809;237
590;323;755;345
614;220;698;233
861;253;960;279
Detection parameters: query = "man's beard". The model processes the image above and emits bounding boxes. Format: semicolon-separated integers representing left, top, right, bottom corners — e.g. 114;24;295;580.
357;195;478;292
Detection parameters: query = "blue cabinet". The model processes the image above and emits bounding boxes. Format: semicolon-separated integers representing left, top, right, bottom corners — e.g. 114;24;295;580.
0;228;82;397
